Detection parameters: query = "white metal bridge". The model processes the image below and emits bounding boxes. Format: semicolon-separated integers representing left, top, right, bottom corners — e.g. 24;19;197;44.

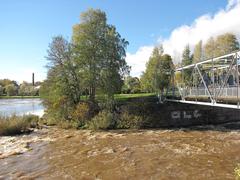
166;50;240;109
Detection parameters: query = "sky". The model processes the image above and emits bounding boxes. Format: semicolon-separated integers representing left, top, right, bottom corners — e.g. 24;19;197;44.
0;0;240;83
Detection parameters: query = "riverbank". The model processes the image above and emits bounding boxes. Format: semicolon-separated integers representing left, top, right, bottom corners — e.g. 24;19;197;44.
0;96;40;99
0;124;240;179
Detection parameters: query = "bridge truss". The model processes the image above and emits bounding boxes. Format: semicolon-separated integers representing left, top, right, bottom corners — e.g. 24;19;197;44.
167;50;240;109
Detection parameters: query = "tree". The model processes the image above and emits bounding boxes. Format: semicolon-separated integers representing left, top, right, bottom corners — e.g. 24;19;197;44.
141;46;163;92
41;9;129;120
141;45;173;94
99;25;129;99
5;84;17;96
156;54;174;95
215;33;239;56
122;76;141;94
19;82;38;96
204;33;239;59
72;9;107;102
40;36;81;119
204;37;215;59
72;9;129;101
0;79;18;95
0;85;3;96
182;45;193;85
193;40;203;63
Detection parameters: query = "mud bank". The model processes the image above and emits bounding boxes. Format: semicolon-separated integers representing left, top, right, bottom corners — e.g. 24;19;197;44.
0;125;240;179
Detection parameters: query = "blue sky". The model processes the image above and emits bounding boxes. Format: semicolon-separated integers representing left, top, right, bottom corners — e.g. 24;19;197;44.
0;0;237;82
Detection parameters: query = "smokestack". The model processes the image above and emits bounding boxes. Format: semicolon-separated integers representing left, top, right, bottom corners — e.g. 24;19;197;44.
32;73;35;86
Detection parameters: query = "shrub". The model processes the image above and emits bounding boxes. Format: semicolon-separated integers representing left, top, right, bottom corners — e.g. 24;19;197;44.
234;164;240;179
22;114;39;128
87;110;117;130
58;120;79;129
117;111;143;129
0;115;39;136
71;102;91;127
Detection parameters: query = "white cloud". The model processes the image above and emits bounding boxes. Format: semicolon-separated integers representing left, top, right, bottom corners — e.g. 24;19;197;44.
227;0;240;10
126;46;154;77
163;0;240;63
126;0;240;77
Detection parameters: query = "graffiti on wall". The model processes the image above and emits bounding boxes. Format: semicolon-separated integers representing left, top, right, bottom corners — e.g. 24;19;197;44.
171;110;201;119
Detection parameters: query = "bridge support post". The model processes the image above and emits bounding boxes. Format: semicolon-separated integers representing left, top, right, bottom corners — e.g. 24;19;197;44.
236;52;240;108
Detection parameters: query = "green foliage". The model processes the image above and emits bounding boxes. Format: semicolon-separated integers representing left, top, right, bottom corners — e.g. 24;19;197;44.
215;33;239;56
72;8;129;102
193;40;203;63
122;76;141;94
71;101;99;127
204;33;239;59
204;37;216;59
57;120;80;129
41;9;129;123
0;85;3;96
40;36;81;120
117;110;143;129
0;79;40;97
141;45;173;93
18;82;39;96
182;45;193;85
5;84;18;96
0;115;39;136
87;110;116;130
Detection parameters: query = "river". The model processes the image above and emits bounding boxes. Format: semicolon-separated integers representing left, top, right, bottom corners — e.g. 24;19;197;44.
0;124;240;179
0;98;44;117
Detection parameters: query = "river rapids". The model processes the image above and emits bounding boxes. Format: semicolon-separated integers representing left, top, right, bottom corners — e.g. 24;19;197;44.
0;124;240;179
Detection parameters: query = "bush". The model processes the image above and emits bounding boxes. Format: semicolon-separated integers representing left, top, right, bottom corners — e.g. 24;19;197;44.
57;120;79;129
87;110;117;130
117;110;143;129
22;114;39;128
71;102;91;127
0;115;39;136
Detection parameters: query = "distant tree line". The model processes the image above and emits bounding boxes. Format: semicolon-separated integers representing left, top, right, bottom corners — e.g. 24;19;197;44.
0;79;40;96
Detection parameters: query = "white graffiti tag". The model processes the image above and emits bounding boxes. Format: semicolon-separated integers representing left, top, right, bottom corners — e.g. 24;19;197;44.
171;110;201;119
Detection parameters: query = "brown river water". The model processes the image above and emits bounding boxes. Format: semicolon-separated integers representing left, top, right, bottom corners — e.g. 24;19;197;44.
0;124;240;180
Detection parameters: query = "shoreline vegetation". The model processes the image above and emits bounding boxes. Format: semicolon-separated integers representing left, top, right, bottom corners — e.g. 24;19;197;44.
0;96;40;99
0;115;39;136
0;93;156;136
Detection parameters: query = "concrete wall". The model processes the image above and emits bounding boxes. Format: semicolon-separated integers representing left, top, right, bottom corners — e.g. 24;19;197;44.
155;102;240;127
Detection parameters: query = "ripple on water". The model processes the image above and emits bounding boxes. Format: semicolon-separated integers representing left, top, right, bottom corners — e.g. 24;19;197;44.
0;126;240;179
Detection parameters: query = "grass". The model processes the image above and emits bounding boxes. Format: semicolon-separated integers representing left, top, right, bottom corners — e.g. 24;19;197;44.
0;96;40;99
78;93;156;103
114;93;156;102
0;115;39;136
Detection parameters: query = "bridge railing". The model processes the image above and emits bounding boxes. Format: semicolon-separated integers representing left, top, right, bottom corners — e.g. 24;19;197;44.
185;86;240;97
167;50;240;107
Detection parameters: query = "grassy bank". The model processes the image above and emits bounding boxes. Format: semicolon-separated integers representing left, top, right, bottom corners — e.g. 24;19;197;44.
0;115;39;136
0;96;40;99
114;93;155;100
